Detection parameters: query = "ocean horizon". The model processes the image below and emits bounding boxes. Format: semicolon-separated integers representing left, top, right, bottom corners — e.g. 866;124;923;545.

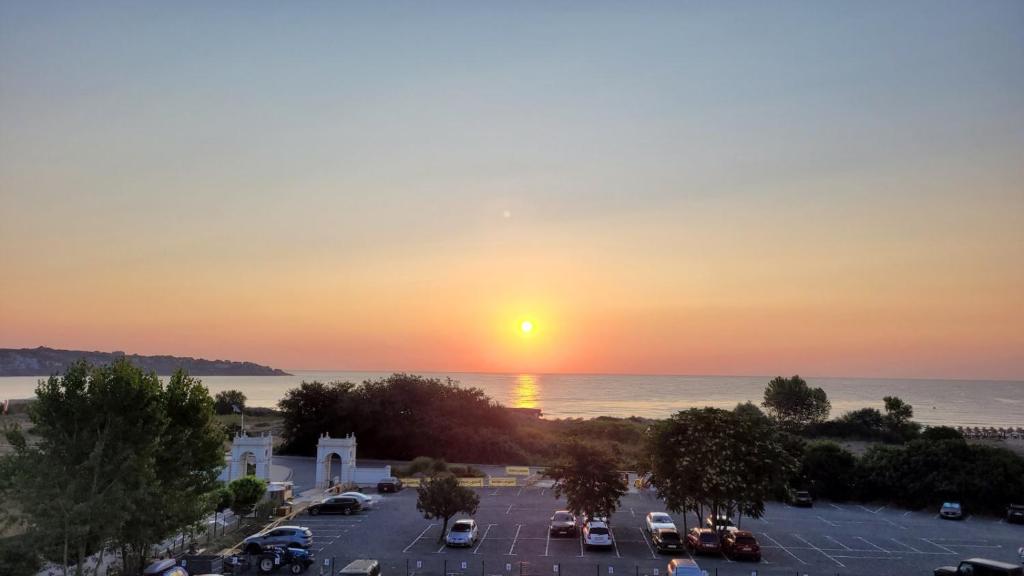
2;370;1021;429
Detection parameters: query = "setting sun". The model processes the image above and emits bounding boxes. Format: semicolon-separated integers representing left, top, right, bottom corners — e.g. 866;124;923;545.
520;320;534;334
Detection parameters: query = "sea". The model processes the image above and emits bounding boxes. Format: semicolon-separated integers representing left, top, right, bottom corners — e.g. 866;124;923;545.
1;371;1021;429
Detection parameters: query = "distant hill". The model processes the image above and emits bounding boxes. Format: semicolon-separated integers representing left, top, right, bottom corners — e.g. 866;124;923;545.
0;346;290;376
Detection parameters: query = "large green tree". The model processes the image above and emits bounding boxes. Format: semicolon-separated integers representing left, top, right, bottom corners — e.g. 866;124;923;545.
800;441;858;501
0;360;225;576
213;389;247;415
762;375;831;431
644;408;797;530
228;476;269;516
546;442;627;519
415;474;481;543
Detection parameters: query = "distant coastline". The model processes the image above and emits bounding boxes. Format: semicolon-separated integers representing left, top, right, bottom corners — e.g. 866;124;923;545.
0;346;290;377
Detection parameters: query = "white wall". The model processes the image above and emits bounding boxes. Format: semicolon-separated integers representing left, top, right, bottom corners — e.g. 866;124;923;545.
352;466;391;485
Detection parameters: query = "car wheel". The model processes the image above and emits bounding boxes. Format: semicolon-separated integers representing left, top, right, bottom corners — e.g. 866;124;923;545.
259;557;276;573
290;562;304;574
309;507;319;516
342;508;351;515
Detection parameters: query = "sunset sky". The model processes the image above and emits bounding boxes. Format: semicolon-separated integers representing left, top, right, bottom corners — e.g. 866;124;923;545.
1;2;1022;379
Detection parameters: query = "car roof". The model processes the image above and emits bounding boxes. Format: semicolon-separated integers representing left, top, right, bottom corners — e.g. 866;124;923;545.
654;527;679;534
453;518;475;524
962;558;1021;569
587;520;608;527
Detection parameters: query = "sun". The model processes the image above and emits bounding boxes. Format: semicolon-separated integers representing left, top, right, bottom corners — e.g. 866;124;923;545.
520;320;534;334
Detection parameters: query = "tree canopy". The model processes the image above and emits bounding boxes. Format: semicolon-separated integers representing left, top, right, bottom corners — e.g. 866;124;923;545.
762;375;831;431
0;360;226;576
545;442;627;519
214;389;247;415
415;474;481;543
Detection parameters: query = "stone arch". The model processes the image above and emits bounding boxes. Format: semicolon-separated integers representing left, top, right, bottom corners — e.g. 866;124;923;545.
315;433;356;489
226;433;273;483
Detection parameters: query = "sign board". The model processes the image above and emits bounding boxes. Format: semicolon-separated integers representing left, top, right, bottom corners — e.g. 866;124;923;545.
505;564;512;572
751;571;757;576
653;570;659;576
324;559;330;566
417;561;423;569
608;567;614;574
458;477;485;487
553;565;559;573
506;466;531;476
489;477;517;487
461;562;468;570
401;478;422;487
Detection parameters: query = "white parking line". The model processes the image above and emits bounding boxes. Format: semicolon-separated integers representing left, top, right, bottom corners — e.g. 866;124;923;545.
792;534;846;568
761;532;807;565
506;504;514;515
507;524;522;555
403;524;437;553
880;517;907;530
829;503;845;511
473;524;495;555
921;538;958;554
516;486;524;497
816;515;839;527
856;536;889;553
902;511;912;517
578;532;585;557
824;536;852;551
890;538;925;554
436;543;447;554
637;527;657;559
609;527;621;558
544;526;551;556
630;508;635;518
541;488;546;496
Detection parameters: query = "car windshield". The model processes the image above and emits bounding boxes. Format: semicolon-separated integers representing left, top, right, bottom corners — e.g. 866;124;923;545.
943;502;960;509
452;523;472;532
652;514;672;523
589;527;609;535
554;513;573;522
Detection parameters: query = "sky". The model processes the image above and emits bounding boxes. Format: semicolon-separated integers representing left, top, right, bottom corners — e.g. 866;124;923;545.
1;1;1022;379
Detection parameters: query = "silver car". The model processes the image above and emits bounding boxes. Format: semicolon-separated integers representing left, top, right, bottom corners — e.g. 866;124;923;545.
243;525;313;554
939;501;963;520
445;519;479;547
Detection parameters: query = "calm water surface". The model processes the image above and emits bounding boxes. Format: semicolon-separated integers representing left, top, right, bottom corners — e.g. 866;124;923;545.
1;371;1020;428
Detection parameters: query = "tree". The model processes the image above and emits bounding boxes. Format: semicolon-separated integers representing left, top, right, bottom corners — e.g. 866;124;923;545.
228;476;268;516
546;442;627;519
800;442;857;501
415;474;480;543
882;396;920;441
214;389;247;415
762;375;830;431
920;426;964;442
0;360;226;576
213;486;235;512
644;408;797;531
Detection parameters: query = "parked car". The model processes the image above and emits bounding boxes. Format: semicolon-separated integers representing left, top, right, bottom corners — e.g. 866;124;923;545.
940;502;964;520
651;528;684;553
685;528;721;555
792;490;814;507
339;491;375;509
445;519;479;547
257;546;315;574
721;530;761;562
645;512;676;534
243;526;314;554
549;510;578;537
377;477;403;493
582;518;613;548
338;560;381;576
665;558;702;576
1006;503;1024;524
934;558;1023;576
308;496;362;516
704;513;736;533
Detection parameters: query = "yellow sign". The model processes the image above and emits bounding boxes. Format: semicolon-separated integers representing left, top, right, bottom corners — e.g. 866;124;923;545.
506;466;531;476
488;477;517;487
400;478;421;487
458;477;485;487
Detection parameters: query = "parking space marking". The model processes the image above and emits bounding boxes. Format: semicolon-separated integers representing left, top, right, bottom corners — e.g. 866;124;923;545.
829;504;845;512
921;538;957;554
902;511;912;517
792;534;845;568
577;533;585;557
403;524;437;553
516;487;524;497
856;536;889;553
471;520;495;553
816;515;839;527
636;527;657;559
544;526;550;556
507;524;522;555
880;517;907;530
609;527;622;558
436;543;447;554
824;536;852;551
890;538;925;554
760;532;807;565
833;554;902;560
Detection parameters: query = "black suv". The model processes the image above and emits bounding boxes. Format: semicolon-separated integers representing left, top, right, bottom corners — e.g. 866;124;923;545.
651;528;683;553
308;495;361;516
1007;503;1024;524
934;558;1023;576
377;477;403;493
792;490;813;507
549;510;578;537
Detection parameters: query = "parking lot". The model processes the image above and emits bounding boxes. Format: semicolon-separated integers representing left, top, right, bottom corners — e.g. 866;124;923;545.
298;483;1023;576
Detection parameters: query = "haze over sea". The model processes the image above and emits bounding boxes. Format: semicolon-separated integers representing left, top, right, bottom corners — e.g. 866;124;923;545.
2;372;1020;429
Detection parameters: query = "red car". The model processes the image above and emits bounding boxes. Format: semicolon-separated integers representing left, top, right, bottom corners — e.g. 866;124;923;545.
721;530;761;561
685;528;721;555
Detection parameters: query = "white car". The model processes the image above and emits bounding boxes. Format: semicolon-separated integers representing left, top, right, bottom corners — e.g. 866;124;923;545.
339;491;375;509
645;512;676;534
445;519;479;547
582;518;613;548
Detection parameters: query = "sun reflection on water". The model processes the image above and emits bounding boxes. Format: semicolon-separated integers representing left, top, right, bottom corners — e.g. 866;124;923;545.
513;374;540;409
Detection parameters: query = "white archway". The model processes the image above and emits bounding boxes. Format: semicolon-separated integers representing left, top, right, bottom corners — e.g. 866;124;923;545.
315;433;356;488
226;433;273;483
